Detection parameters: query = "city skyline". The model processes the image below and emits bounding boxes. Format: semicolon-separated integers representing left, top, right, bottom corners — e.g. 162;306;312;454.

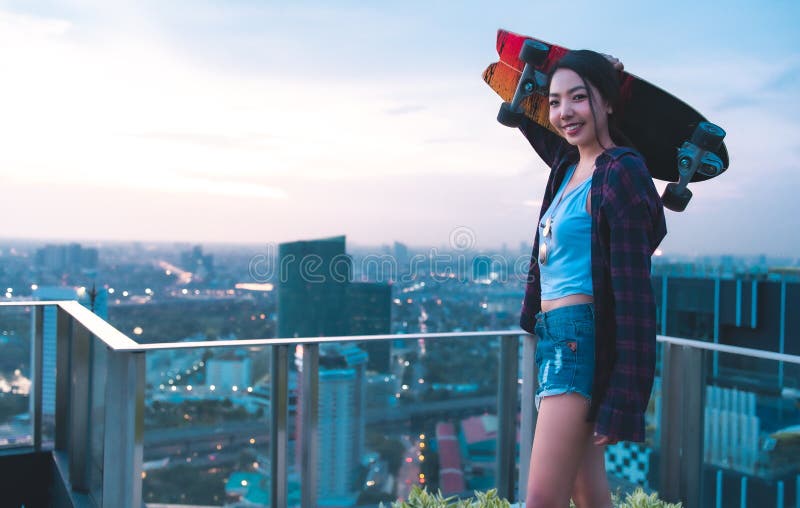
1;1;799;255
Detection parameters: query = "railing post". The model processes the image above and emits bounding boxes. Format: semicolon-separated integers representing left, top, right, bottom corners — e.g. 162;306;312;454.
660;342;705;508
102;349;144;508
33;306;44;451
518;333;538;502
496;334;519;501
69;323;93;492
683;345;705;508
741;475;747;508
660;341;681;502
301;343;319;508
271;344;289;508
55;306;73;451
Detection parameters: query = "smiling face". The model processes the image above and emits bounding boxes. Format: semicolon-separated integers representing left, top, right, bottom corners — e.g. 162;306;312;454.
548;68;614;152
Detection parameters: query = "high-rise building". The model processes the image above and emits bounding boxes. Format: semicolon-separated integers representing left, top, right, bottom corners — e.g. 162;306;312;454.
346;282;391;372
277;236;350;339
35;244;98;274
652;274;800;390
206;355;252;392
393;242;409;267
180;245;214;282
472;255;493;282
278;236;391;369
279;237;385;504
295;343;367;506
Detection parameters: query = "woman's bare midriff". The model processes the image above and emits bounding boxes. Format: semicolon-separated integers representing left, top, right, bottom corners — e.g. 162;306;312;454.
541;293;593;313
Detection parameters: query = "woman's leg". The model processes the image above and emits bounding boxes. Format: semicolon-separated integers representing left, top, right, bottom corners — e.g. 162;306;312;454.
525;393;593;508
571;434;613;508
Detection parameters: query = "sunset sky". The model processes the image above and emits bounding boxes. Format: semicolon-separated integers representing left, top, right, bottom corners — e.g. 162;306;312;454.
1;0;798;256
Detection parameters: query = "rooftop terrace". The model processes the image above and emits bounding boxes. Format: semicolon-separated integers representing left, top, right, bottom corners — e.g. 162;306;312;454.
0;300;799;508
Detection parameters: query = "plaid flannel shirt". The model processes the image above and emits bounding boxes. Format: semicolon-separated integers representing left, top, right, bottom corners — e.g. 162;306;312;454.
518;119;667;442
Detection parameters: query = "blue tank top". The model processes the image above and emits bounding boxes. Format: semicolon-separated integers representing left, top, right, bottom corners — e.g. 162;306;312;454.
538;165;593;299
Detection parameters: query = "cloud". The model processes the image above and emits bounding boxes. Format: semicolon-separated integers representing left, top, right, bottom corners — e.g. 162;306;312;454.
712;59;800;114
158;177;288;199
423;137;475;145
0;10;71;39
128;131;278;151
384;105;427;115
714;96;761;112
763;64;800;92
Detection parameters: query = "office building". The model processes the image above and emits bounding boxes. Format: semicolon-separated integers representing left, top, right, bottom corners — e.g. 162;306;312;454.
278;236;350;339
295;343;367;506
34;244;98;274
180;245;215;282
346;282;391;372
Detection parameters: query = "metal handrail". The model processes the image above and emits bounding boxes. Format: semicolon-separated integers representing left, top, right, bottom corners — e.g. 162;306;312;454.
657;334;800;364
3;302;799;363
111;330;525;351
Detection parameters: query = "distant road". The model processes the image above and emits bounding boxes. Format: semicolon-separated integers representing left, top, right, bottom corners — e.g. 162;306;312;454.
366;395;496;423
144;395;497;449
145;420;266;446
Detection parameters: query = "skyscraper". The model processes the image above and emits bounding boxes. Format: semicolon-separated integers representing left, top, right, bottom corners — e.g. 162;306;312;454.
34;244;99;275
347;282;391;372
279;237;387;505
277;236;350;339
295;343;367;506
180;245;215;283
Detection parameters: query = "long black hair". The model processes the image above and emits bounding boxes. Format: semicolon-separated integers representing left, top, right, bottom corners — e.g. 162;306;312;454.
548;49;635;150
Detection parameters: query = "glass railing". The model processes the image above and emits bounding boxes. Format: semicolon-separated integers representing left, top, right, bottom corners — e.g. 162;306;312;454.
142;344;271;506
0;303;34;449
317;334;506;506
701;348;800;508
602;337;800;508
0;300;798;508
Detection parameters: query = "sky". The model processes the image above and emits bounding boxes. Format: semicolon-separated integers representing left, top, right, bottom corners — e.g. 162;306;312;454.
1;0;799;256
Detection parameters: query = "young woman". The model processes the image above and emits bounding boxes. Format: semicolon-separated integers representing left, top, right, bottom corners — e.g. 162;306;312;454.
518;50;667;507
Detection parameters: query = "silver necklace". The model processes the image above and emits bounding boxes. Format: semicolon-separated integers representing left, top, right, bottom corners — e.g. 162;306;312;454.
539;164;592;265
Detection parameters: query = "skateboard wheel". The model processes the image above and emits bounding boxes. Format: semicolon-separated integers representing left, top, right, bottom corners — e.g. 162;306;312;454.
520;40;549;66
690;122;726;152
661;182;693;212
497;102;524;127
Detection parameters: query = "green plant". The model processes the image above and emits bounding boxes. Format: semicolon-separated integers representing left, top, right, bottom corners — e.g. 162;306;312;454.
384;486;682;508
614;489;682;508
381;486;509;508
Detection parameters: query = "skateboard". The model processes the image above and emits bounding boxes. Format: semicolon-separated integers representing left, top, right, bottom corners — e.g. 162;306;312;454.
483;29;729;212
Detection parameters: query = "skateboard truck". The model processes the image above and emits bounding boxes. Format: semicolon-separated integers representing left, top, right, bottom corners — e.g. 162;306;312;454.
497;40;550;127
661;122;726;212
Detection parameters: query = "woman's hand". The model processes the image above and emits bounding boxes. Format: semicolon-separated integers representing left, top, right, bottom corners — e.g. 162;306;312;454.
601;53;624;71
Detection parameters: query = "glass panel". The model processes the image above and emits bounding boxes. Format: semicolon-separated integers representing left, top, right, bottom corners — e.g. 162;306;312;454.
704;351;800;508
301;336;502;507
142;346;270;507
0;304;33;448
89;339;108;505
603;374;663;499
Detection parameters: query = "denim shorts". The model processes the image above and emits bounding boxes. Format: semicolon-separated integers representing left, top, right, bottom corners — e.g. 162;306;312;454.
533;303;595;410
